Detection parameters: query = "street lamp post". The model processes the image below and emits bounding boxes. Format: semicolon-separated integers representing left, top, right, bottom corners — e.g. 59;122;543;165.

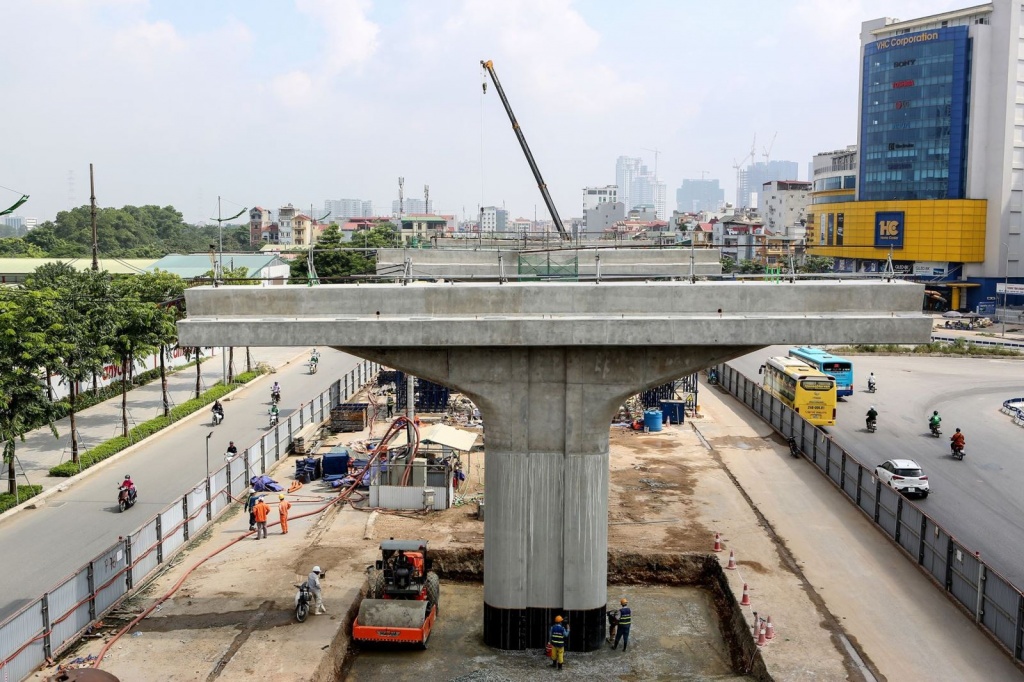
205;431;213;474
205;431;213;521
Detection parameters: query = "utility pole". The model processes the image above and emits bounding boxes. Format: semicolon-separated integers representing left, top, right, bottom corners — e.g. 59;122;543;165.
1002;242;1010;338
424;185;430;215
89;164;98;271
398;177;405;218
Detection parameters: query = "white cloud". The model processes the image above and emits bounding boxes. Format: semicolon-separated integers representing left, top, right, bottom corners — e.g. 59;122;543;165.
112;20;186;62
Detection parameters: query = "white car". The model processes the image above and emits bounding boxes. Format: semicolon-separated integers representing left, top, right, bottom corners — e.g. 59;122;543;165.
875;459;930;498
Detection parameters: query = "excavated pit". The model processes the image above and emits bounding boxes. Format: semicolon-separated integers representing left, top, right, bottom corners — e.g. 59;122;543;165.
339;549;770;681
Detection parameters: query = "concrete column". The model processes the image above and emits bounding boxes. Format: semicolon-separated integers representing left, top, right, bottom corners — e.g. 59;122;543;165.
350;344;753;651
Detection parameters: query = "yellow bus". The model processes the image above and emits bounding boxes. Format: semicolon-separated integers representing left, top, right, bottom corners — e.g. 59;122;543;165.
759;356;837;426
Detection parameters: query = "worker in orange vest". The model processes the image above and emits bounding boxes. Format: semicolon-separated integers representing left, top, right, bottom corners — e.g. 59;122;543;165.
278;493;291;534
253;496;270;540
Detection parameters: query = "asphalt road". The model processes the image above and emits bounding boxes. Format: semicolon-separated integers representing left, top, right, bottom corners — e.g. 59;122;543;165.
0;348;361;623
728;347;1024;586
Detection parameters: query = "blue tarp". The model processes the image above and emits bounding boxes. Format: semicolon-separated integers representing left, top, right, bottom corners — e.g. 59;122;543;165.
250;474;284;492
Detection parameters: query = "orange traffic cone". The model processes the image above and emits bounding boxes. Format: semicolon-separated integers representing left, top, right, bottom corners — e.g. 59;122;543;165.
726;550;737;570
765;616;775;640
740;583;751;606
756;626;767;647
713;533;722;552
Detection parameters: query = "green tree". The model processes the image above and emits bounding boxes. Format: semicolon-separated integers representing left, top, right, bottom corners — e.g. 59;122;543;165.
0;237;45;258
799;256;835;274
133;271;186;418
109;278;167;436
24;264;114;462
736;259;763;274
720;256;736;274
290;223;400;283
0;290;58;495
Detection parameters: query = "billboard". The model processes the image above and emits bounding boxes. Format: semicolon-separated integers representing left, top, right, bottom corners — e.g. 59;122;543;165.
874;211;905;248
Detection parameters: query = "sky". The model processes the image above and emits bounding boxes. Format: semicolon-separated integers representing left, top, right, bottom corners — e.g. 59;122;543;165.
0;0;971;226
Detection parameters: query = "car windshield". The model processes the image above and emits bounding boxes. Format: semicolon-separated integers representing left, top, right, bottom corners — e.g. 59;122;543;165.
895;467;923;477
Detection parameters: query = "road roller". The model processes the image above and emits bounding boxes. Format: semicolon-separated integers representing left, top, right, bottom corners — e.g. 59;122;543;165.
352;539;440;648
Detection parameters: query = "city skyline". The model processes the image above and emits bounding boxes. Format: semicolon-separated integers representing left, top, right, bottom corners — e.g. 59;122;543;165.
0;0;968;225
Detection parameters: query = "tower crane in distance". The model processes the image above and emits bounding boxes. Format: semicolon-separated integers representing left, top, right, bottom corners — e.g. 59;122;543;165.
480;60;569;240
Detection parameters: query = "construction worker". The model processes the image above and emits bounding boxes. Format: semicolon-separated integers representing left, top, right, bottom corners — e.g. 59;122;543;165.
612;598;631;651
548;615;568;670
278;493;291;534
308;566;326;614
386;394;395;419
245;489;258;531
253;496;270;540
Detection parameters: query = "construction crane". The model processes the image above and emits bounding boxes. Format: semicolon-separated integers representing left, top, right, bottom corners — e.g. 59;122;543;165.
732;134;756;208
480;60;569;240
642;146;662;178
762;132;778;166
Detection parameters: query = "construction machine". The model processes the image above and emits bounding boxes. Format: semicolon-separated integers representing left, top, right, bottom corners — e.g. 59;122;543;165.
352;539;440;648
480;59;570;241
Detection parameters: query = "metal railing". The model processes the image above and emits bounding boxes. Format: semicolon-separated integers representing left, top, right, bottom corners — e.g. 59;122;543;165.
0;361;380;681
716;363;1024;665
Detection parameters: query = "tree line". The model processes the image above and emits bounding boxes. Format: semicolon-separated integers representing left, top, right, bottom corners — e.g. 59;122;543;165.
0;263;209;495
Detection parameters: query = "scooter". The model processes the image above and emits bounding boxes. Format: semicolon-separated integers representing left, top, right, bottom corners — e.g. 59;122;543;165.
929;423;942;437
117;485;138;512
211;408;223;426
308;361;318;375
787;437;801;458
271;391;281;405
294;582;312;622
951;442;965;460
867;419;877;433
867;381;876;394
269;410;279;428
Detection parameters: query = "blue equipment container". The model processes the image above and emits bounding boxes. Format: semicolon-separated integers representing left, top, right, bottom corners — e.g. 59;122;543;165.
644;409;663;432
660;400;685;425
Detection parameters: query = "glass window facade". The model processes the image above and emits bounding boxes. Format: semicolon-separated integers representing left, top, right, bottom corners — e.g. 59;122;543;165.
859;27;970;201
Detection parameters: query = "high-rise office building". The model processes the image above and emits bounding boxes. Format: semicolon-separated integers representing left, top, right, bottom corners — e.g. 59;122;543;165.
807;1;1022;311
615;157;641;212
615;156;667;219
676;179;725;213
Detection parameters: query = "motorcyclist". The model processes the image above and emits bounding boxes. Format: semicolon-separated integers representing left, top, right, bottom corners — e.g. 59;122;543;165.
226;441;238;456
929;410;942;433
119;474;137;501
269;403;280;425
212;400;224;422
307;565;326;614
950;428;965;455
271;381;281;403
310;349;320;364
867;373;876;391
865;406;878;430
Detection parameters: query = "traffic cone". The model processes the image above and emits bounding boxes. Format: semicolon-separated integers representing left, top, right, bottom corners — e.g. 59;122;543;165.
740;583;751;606
765;616;775;640
726;550;737;570
713;533;722;552
756;626;767;647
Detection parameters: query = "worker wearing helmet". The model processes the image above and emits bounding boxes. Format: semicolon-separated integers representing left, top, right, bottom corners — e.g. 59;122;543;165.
277;493;291;534
866;405;878;431
307;566;326;615
612;597;632;651
548;615;568;669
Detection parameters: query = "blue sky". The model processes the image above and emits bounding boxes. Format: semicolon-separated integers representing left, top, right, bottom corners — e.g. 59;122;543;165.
0;0;968;225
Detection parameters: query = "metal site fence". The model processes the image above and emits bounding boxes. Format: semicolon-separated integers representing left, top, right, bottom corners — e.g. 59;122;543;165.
0;361;380;681
716;363;1024;666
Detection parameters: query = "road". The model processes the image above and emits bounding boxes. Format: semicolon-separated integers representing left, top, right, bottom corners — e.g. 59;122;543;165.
729;347;1024;586
0;348;361;623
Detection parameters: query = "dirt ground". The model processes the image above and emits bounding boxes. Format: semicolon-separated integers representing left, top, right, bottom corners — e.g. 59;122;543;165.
32;392;855;682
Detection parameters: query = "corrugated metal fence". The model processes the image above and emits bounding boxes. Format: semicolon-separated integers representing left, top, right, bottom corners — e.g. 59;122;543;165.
716;362;1024;666
0;361;378;681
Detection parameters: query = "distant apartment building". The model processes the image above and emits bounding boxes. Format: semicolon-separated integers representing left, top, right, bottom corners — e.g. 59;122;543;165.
584;201;625;233
761;180;812;234
480;206;508;233
392;198;429;216
398;215;447;245
510;217;532;235
582;185;618;212
323;198;373;220
676;179;725;213
615;155;666;219
277;203;297;245
249;207;273;245
737;160;800;209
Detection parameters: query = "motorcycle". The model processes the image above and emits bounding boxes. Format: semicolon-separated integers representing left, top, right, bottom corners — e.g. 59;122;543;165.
269;410;279;428
929;422;942;437
212;407;224;426
308;361;318;375
867;419;877;433
294;582;313;622
118;485;137;512
787;436;800;458
271;390;281;405
951;441;965;460
867;381;876;394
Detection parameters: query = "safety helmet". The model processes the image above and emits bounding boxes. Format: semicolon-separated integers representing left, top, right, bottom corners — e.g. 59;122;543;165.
620;598;628;605
554;615;563;623
870;406;875;410
278;493;285;500
933;410;939;415
955;428;961;433
124;474;131;480
313;566;321;574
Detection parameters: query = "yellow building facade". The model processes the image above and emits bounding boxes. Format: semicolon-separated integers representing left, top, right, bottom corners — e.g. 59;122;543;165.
807;199;986;262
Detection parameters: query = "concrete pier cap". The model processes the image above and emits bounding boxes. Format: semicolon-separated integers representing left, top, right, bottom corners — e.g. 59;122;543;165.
179;280;931;651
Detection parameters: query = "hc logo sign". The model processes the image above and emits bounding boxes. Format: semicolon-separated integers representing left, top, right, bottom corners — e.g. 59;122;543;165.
874;211;905;248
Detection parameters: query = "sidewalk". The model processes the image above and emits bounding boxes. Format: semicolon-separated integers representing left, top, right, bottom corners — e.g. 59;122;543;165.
7;347;304;499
